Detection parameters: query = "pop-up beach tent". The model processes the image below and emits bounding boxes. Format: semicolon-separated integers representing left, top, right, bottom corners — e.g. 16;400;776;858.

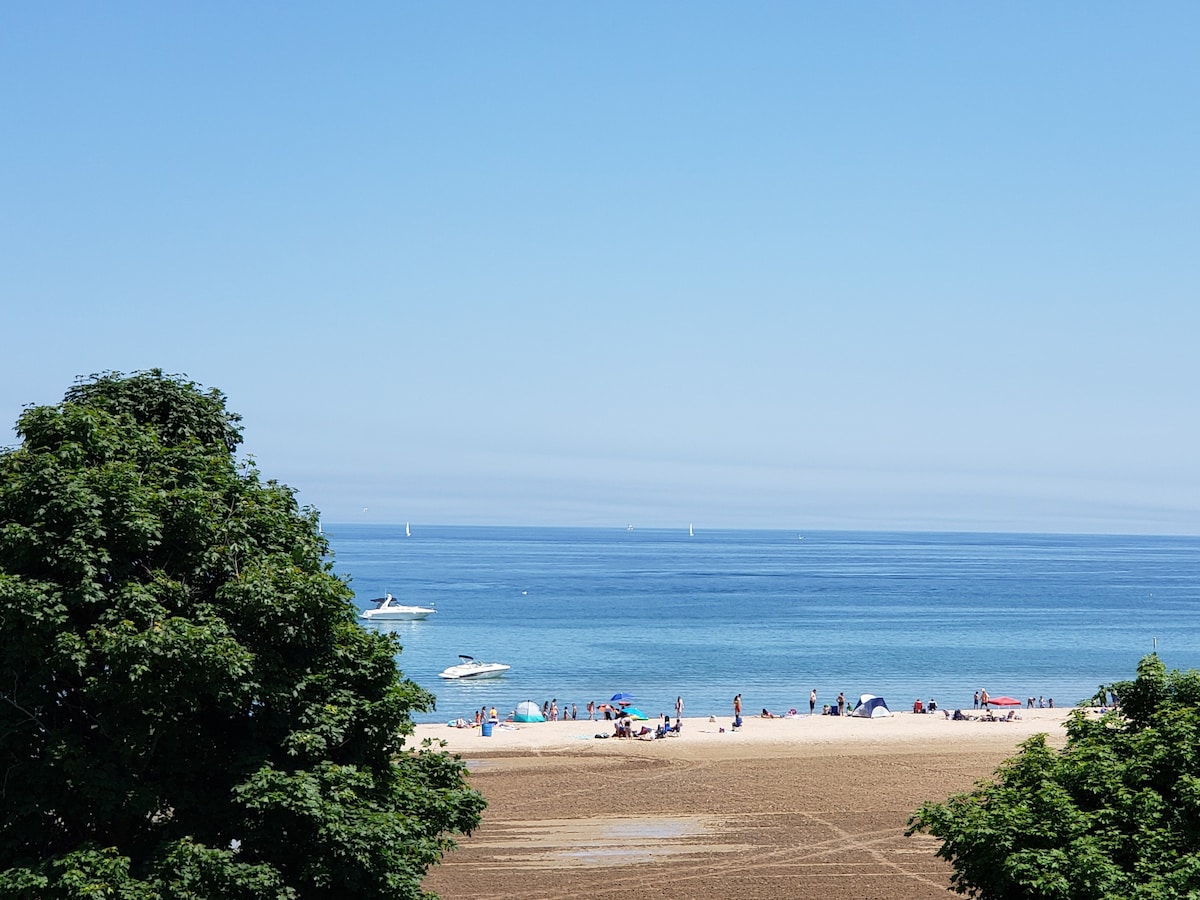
513;700;546;723
850;694;892;718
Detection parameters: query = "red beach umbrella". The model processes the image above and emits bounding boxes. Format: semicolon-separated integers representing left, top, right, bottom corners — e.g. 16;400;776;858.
988;696;1022;706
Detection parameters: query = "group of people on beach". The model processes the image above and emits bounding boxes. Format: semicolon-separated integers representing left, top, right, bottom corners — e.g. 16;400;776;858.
472;707;499;726
971;690;1054;710
750;689;853;718
808;690;849;716
529;696;687;724
538;699;579;721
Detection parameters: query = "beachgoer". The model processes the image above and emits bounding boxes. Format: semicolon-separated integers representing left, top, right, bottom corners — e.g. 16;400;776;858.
1027;696;1035;708
676;695;684;720
587;700;595;720
542;701;550;719
973;691;979;709
912;699;923;714
571;703;578;720
734;694;742;717
550;700;558;721
837;692;845;716
809;689;817;715
980;688;989;709
1048;698;1054;708
1038;696;1044;708
761;708;773;718
928;698;937;712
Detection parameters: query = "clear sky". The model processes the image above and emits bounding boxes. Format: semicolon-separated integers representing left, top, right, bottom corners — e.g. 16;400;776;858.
3;4;1197;534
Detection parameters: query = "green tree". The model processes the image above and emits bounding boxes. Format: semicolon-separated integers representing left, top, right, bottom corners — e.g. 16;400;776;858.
909;654;1200;899
0;370;484;899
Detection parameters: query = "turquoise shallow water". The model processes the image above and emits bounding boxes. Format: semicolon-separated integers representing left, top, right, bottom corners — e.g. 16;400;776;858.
327;525;1200;724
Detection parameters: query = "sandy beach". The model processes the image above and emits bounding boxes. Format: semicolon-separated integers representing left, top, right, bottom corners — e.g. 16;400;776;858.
420;708;1076;899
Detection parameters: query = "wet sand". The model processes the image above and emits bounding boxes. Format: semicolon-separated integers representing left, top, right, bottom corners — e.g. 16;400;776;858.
420;709;1075;899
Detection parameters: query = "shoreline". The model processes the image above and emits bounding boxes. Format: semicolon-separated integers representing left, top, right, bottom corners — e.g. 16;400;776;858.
413;706;1077;757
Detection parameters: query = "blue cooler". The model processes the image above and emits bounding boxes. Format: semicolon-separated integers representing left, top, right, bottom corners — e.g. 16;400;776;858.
481;722;493;737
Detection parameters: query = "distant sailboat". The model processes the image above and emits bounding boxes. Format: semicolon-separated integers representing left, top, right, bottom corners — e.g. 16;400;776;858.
405;522;411;537
689;523;694;537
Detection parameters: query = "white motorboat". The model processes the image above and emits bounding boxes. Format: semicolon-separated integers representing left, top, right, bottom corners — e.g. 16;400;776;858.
359;593;436;621
438;655;511;679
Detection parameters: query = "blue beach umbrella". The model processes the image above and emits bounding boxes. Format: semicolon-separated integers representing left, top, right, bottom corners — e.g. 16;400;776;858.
610;692;635;704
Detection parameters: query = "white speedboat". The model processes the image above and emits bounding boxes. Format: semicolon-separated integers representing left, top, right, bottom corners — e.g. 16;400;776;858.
438;655;511;679
359;593;436;621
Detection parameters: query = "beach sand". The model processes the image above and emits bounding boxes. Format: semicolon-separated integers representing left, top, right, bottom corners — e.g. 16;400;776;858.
419;709;1076;899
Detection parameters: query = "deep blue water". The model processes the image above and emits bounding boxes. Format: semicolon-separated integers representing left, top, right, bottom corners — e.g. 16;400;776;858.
327;525;1200;724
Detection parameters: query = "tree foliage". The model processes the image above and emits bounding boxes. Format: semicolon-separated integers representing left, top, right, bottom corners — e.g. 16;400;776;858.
909;654;1200;899
0;370;484;899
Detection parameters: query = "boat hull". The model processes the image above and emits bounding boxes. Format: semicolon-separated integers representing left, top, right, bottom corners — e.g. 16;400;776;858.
438;664;511;679
360;607;436;621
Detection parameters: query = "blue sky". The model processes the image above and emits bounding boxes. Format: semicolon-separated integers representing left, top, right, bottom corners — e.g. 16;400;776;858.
3;4;1197;534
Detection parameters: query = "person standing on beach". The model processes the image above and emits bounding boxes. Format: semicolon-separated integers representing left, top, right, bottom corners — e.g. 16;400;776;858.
837;692;846;716
980;689;989;709
676;695;684;720
973;691;979;709
809;689;817;715
587;700;595;720
571;703;578;720
734;694;742;718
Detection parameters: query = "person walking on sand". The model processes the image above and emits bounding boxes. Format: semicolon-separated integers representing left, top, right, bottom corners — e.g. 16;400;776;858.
587;700;595;720
809;689;817;716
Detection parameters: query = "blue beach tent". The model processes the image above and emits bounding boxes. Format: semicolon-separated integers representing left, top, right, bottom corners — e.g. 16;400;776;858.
513;700;546;723
850;694;892;718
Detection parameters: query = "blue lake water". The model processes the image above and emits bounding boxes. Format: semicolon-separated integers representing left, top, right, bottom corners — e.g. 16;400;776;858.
327;525;1200;724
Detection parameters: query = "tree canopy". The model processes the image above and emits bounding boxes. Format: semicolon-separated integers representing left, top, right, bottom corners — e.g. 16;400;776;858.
0;370;484;899
909;654;1200;899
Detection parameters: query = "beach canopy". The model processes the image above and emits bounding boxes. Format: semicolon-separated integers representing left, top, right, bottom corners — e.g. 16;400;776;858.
987;696;1022;706
610;692;635;704
513;700;546;723
850;694;892;718
620;707;648;720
